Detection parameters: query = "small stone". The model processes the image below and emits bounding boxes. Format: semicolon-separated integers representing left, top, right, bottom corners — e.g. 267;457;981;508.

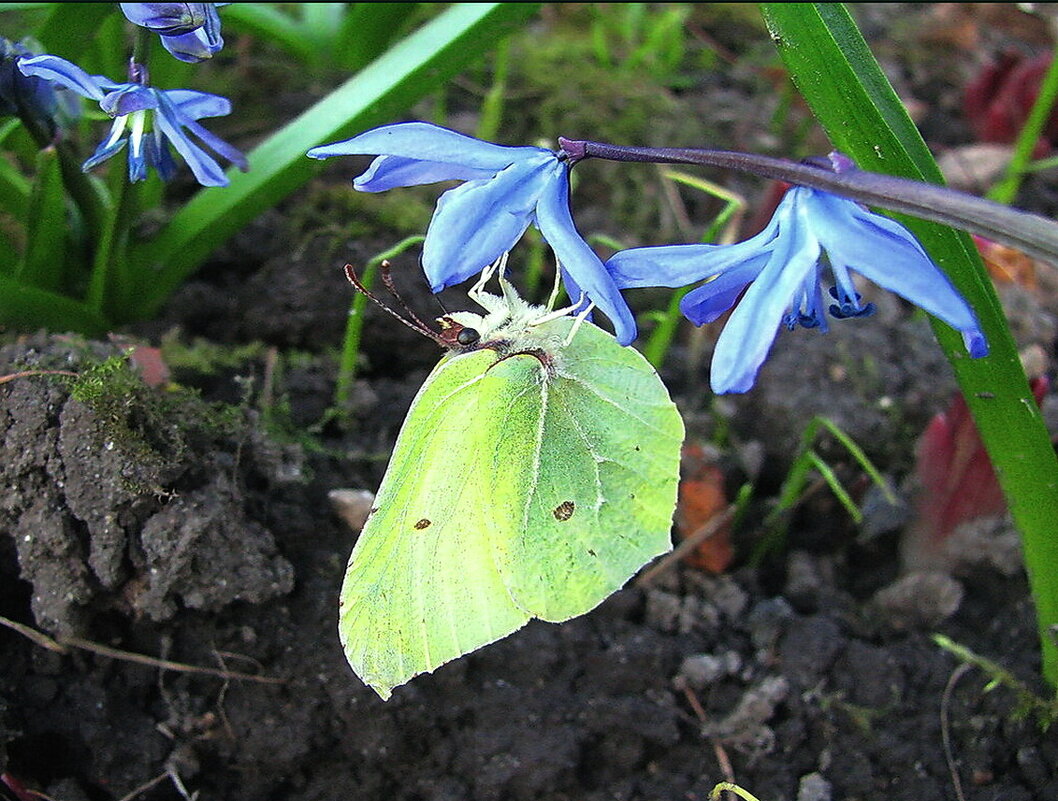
797;772;832;801
645;589;682;632
699;575;748;619
677;650;743;689
702;675;789;748
944;515;1023;577
784;550;833;611
329;488;376;533
870;571;964;630
747;597;794;651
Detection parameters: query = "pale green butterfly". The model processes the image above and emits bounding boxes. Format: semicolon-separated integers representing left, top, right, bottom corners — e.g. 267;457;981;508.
339;258;684;699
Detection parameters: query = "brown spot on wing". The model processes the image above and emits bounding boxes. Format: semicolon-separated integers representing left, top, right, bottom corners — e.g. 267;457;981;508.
414;518;432;530
553;501;575;521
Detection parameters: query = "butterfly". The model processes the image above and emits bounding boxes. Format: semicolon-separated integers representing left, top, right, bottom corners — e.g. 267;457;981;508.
339;258;683;698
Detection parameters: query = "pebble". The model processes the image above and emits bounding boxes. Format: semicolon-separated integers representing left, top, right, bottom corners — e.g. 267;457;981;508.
797;772;833;801
676;651;742;690
328;488;376;533
870;571;964;630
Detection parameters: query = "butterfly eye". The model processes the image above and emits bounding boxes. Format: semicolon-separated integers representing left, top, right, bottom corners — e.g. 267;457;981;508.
457;327;481;346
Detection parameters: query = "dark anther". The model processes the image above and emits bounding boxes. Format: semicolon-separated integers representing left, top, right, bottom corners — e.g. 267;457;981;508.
827;285;874;319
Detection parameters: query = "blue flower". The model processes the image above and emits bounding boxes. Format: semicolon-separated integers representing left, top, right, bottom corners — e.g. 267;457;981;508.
18;54;247;186
1;39;60;134
308;122;637;345
607;186;988;393
119;3;226;63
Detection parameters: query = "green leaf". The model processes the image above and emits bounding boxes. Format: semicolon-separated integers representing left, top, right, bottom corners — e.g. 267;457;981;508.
761;2;1058;687
32;3;113;60
340;282;683;698
125;2;540;323
0;274;107;334
0;135;30;219
222;4;318;65
336;3;421;73
18;145;66;291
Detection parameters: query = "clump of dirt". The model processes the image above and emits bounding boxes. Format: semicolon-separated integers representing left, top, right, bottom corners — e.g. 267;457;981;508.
0;335;296;637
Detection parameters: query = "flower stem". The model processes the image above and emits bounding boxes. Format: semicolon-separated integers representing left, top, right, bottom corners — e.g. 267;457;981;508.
560;137;1058;269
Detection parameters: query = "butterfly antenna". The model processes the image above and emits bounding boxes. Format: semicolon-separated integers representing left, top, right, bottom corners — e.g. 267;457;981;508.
343;263;446;346
378;260;443;336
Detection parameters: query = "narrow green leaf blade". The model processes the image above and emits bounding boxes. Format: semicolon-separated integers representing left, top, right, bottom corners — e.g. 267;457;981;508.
0;274;107;334
33;2;113;59
222;4;317;65
19;146;66;291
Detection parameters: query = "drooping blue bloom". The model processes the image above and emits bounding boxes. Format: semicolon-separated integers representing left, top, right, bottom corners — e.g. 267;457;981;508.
119;3;227;63
18;54;246;186
606;185;988;393
308;122;637;345
0;38;59;134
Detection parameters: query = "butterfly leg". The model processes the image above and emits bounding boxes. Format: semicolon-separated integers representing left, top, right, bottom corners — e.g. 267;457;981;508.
529;292;590;328
563;300;596;345
469;252;509;304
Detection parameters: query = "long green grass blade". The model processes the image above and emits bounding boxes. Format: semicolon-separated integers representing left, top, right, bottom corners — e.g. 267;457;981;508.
0;274;107;334
32;3;113;59
336;3;420;73
760;2;1058;688
19;146;66;291
0;142;30;219
126;2;540;323
222;4;318;65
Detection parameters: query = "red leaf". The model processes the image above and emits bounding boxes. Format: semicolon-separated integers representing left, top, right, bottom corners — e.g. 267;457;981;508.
905;377;1049;568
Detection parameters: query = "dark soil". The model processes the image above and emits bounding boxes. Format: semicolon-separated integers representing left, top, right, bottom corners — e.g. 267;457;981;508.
3;5;1058;801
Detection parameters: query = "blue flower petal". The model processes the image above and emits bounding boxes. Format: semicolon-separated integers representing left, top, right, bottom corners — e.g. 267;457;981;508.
536;163;637;345
121;3;223;62
119;3;208;35
607;241;760;290
83;120;129;171
161;27;223;63
146;128;178;181
421;156;554;289
101;84;158;116
307;122;548;172
807;190;986;350
607;210;783;290
153;94;229;185
678;251;772;325
165;89;231;119
17;54;109;101
353;155;497;193
710;212;822;393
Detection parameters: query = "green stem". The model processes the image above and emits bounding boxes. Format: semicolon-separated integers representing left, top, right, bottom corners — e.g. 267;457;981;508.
334;236;426;413
988;39;1058;205
129;24;153;74
86;172;131;318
